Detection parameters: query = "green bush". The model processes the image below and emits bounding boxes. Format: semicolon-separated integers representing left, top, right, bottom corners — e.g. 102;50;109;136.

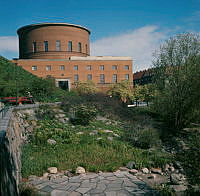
70;104;98;126
33;120;79;144
125;128;161;149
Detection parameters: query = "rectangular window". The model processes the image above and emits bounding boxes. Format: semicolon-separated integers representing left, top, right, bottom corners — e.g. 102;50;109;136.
87;74;92;80
44;41;48;52
112;65;117;70
56;40;61;51
32;65;37;71
124;65;129;70
100;74;105;83
74;65;78;70
85;44;88;54
46;65;51;71
112;74;117;83
125;74;129;80
78;42;82;53
74;74;79;82
99;65;104;70
60;65;65;70
86;65;92;70
68;41;72;52
33;42;37;53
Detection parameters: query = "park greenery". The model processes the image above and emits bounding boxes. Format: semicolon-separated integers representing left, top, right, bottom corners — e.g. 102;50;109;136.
0;56;65;102
0;33;200;195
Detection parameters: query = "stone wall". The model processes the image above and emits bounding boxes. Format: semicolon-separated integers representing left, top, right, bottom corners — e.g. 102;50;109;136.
0;104;39;196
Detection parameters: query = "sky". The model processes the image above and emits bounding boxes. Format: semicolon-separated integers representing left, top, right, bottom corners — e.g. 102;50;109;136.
0;0;200;72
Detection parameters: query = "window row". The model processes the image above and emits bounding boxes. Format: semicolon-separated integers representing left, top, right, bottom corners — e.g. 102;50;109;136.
32;41;87;53
32;65;129;71
74;74;129;83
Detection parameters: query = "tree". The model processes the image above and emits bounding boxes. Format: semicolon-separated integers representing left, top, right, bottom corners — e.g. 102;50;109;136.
107;80;133;103
73;81;99;95
152;33;200;130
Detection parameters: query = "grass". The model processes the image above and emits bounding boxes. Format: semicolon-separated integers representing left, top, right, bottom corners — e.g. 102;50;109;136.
21;117;172;178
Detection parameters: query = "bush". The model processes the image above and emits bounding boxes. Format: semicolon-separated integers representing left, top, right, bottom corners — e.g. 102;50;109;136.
73;81;99;95
33;120;79;144
70;104;98;126
125;128;161;149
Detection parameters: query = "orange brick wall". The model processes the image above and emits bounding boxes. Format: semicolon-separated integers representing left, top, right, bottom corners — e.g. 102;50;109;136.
12;59;133;90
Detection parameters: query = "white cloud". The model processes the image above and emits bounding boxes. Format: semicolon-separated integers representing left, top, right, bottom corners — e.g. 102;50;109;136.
0;36;18;53
91;26;167;72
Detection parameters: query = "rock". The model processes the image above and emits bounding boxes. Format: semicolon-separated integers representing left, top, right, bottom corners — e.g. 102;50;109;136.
170;185;187;193
169;166;175;172
76;132;84;135
113;133;120;137
151;168;162;175
170;173;183;185
76;166;86;174
64;170;73;177
96;137;102;141
48;167;58;174
102;130;113;133
47;139;57;145
58;113;66;118
141;168;149;174
126;161;136;169
107;136;113;141
147;174;156;179
43;172;49;178
119;167;129;171
129;169;138;175
92;130;98;134
164;164;170;172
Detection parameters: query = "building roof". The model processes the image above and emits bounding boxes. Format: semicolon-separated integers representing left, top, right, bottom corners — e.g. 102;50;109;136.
17;22;91;35
133;68;154;80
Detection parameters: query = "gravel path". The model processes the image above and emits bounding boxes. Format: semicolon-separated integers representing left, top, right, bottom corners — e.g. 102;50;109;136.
30;171;160;196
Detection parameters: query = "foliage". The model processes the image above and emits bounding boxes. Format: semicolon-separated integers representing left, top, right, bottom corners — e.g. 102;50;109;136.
70;104;98;125
73;81;99;95
123;127;161;149
152;33;200;130
132;84;156;104
33;120;79;145
19;184;48;196
0;56;65;102
107;80;133;103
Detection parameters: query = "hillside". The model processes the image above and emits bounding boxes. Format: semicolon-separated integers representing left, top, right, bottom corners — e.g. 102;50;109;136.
0;56;65;102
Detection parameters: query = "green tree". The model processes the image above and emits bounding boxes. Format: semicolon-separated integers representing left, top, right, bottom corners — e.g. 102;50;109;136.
73;81;98;95
107;80;133;103
152;33;200;130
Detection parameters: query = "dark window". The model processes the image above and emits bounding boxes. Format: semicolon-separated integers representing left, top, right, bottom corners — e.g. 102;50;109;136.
112;65;117;70
78;42;82;52
68;41;72;52
33;42;37;53
74;74;79;81
125;74;129;80
99;65;104;70
44;41;48;52
60;65;65;70
46;65;51;71
87;74;92;80
32;65;37;71
124;65;129;70
112;74;117;83
86;65;92;70
100;74;105;83
74;65;78;70
56;40;61;51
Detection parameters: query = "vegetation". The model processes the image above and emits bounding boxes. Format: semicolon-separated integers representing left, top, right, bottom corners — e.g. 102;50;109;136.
152;33;200;130
73;80;99;95
21;94;172;178
0;56;65;102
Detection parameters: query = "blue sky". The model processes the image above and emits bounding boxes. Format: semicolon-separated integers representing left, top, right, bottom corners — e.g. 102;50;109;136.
0;0;200;71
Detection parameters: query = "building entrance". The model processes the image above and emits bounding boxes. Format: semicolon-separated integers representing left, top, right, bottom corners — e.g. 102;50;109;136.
55;79;70;91
58;81;69;90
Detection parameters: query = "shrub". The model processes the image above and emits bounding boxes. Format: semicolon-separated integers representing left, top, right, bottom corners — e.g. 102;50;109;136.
70;104;98;125
73;81;99;95
124;128;161;149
